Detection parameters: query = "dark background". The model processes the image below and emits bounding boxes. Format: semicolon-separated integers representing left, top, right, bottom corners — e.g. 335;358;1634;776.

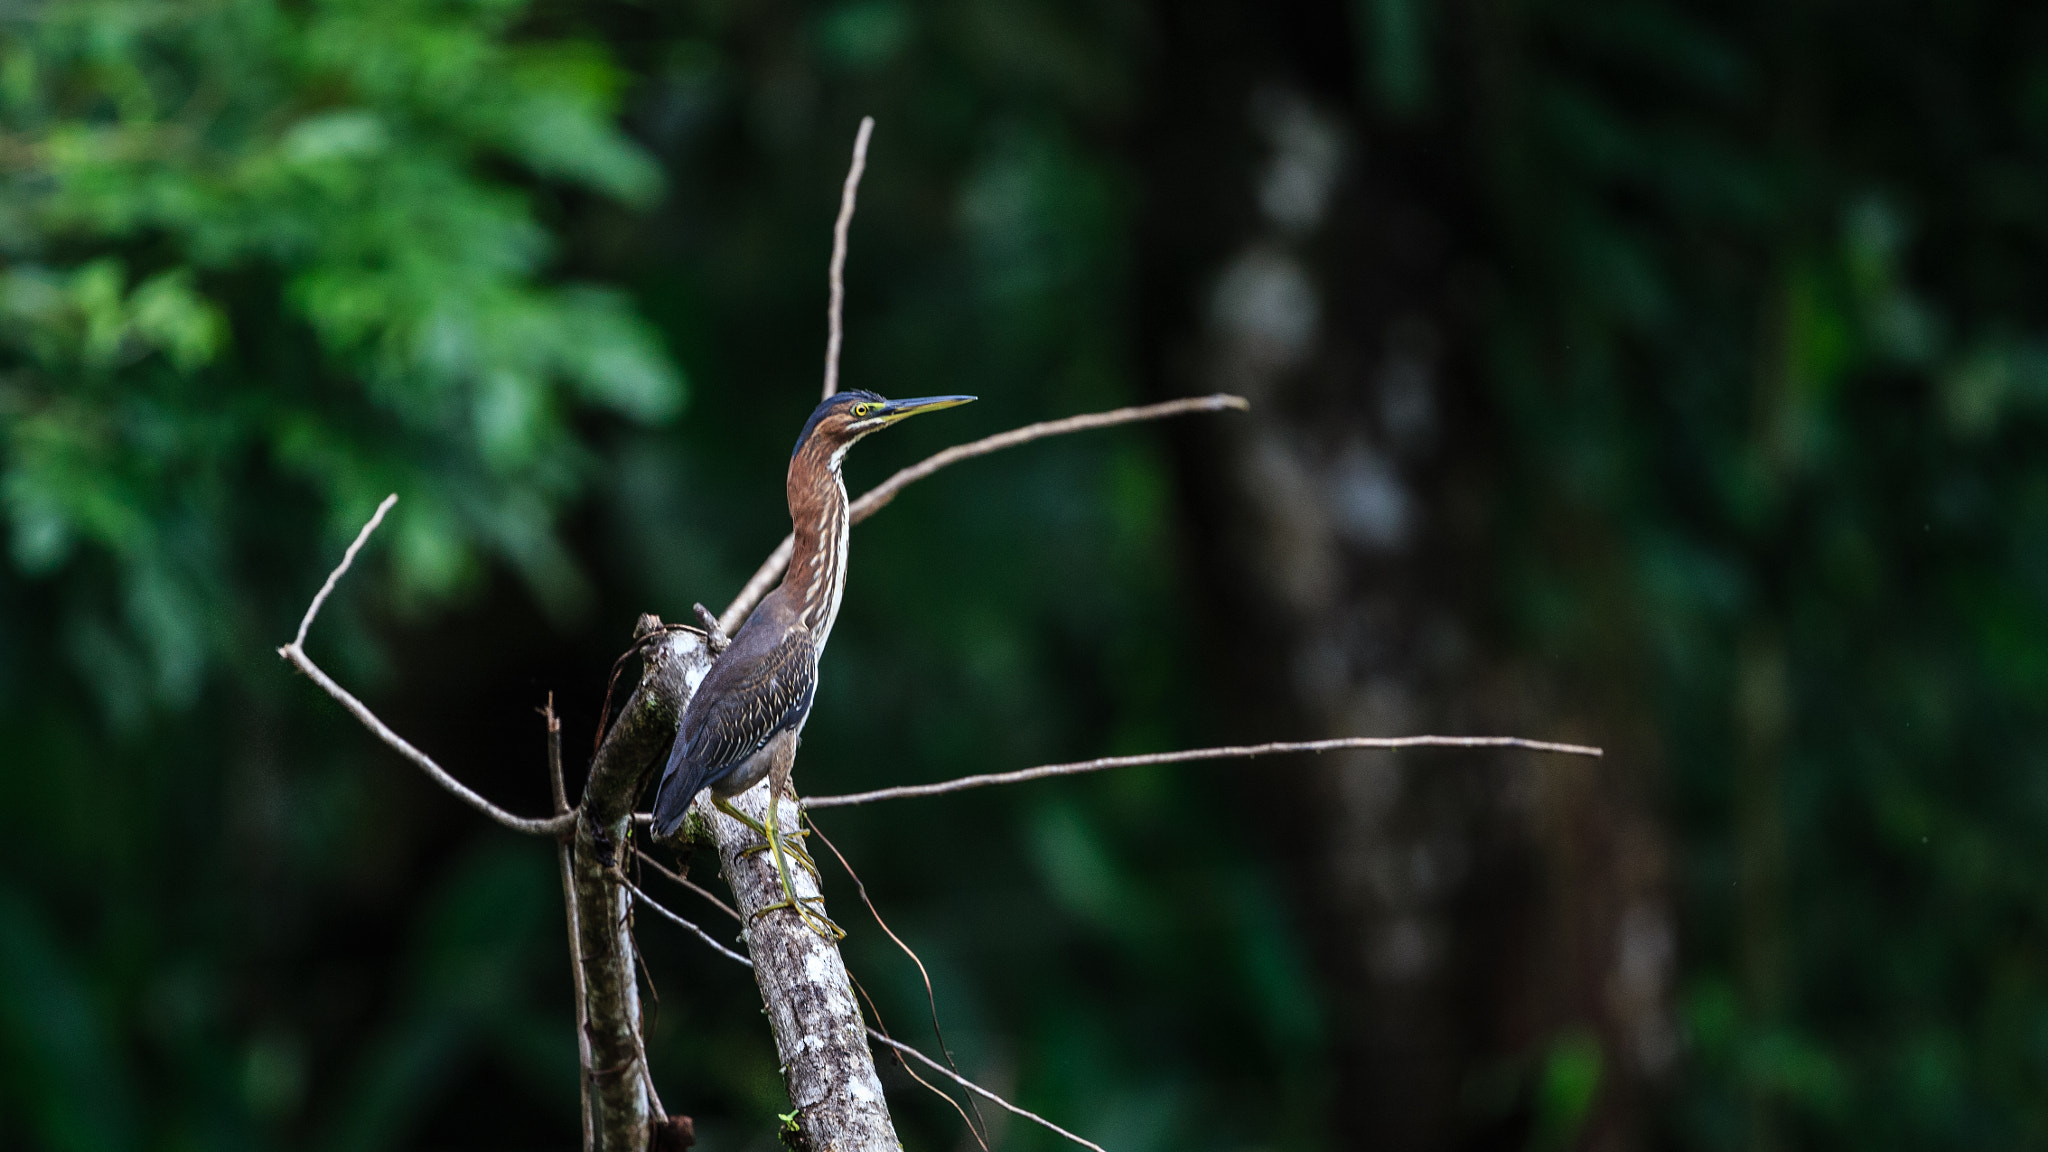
4;0;2046;1149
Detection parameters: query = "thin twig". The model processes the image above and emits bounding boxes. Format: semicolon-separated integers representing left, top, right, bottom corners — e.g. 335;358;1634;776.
720;394;1250;633
277;496;572;838
848;394;1247;523
626;893;661;1013
547;699;597;1152
545;695;571;813
619;875;755;969
292;494;395;650
277;652;571;835
617;887;668;1122
823;116;875;401
635;847;741;925
847;970;989;1152
633;871;1103;1152
284;650;571;833
867;1031;1110;1152
805;734;1604;810
720;538;795;635
809;817;990;1143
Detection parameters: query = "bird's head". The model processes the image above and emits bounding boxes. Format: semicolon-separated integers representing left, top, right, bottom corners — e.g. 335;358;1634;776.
791;389;976;467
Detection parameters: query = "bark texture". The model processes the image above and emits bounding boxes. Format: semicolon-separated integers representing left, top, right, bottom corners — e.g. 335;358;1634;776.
1138;2;1673;1147
578;618;714;1151
694;782;896;1151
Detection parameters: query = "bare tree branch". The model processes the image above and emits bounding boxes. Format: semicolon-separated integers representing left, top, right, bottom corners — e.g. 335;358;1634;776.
691;602;730;654
719;393;1251;633
635;847;740;924
576;617;714;1151
865;1032;1110;1152
823;116;875;401
547;699;597;1152
849;974;989;1152
804;734;1604;810
692;782;898;1148
620;873;754;968
848;393;1248;522
276;494;573;838
719;537;795;637
292;494;395;650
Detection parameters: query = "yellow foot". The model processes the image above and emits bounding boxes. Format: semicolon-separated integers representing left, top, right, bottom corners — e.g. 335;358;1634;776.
754;895;845;940
712;793;839;940
766;790;840;941
739;833;820;878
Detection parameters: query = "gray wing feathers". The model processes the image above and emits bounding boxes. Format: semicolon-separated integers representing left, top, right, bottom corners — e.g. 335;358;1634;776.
682;626;816;774
650;593;817;837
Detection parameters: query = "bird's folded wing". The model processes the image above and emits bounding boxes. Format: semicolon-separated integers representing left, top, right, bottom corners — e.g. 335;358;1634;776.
682;624;817;774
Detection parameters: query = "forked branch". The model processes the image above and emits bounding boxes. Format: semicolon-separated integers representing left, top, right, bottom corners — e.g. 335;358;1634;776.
277;494;573;838
576;617;714;1150
547;699;598;1152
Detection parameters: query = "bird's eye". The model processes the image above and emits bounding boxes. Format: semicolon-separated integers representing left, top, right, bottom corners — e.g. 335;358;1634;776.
852;403;872;417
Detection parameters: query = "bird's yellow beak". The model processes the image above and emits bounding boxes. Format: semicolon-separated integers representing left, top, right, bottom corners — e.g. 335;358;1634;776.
873;394;976;425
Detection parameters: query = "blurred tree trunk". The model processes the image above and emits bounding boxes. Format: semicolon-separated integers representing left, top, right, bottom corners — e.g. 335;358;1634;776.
1137;2;1674;1148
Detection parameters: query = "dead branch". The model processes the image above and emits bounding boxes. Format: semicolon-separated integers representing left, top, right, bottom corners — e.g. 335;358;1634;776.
804;734;1604;810
291;494;394;650
547;699;597;1152
718;538;795;637
690;603;730;654
691;781;898;1148
850;974;989;1152
282;502;685;1147
849;393;1248;523
577;617;714;1150
719;393;1251;633
823;116;875;401
277;494;573;838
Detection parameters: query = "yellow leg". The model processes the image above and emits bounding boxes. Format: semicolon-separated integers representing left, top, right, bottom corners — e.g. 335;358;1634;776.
713;794;840;939
712;794;769;838
738;826;821;877
712;794;817;873
760;788;844;941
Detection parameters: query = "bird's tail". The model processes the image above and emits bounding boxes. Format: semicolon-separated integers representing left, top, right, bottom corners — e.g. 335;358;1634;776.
649;733;706;841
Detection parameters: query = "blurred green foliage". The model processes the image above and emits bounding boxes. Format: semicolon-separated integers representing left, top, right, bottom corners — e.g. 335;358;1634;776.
0;0;679;1147
2;0;2047;1150
1;0;680;716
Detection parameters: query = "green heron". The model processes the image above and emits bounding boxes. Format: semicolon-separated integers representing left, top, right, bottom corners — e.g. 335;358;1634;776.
651;390;974;935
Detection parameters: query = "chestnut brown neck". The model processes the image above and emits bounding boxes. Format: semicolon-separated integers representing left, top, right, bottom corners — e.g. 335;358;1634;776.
782;435;851;651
